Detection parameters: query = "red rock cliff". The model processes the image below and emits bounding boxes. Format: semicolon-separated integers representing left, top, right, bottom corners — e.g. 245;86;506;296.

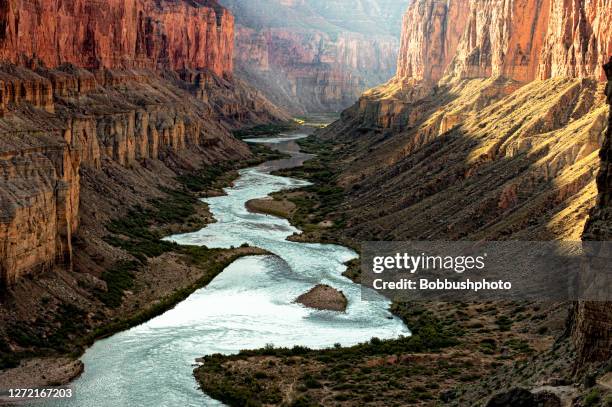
358;0;611;132
0;0;234;77
0;1;290;288
448;0;552;82
539;0;612;80
396;0;469;83
394;0;611;84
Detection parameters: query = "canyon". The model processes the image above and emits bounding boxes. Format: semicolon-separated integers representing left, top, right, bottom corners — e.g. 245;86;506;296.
319;0;612;365
321;0;611;244
0;0;289;374
194;1;612;405
220;0;409;114
0;0;611;404
0;0;287;288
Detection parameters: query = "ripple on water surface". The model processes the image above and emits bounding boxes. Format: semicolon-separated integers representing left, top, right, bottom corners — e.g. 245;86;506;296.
38;134;409;407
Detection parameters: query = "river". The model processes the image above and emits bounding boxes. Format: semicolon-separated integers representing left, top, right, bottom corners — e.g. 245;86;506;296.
40;128;409;407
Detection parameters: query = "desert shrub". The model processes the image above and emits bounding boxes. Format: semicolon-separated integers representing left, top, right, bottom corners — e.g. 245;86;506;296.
584;389;600;406
96;260;139;307
495;315;514;331
302;374;323;389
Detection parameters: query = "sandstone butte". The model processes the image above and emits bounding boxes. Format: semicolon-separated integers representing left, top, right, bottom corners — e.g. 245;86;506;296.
0;0;287;288
318;0;612;365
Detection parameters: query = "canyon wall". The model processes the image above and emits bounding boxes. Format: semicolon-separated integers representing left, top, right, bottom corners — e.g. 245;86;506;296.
0;114;80;286
0;0;287;288
346;0;611;132
447;0;553;82
539;0;612;80
396;0;470;83
574;58;612;363
0;0;234;77
320;0;612;364
221;0;408;114
393;0;612;86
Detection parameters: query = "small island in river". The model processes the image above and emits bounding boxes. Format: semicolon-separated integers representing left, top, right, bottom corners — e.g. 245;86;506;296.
296;284;348;312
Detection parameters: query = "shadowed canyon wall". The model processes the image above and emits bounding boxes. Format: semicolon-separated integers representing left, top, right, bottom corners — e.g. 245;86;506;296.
220;0;409;114
574;58;612;363
0;0;287;288
320;0;611;363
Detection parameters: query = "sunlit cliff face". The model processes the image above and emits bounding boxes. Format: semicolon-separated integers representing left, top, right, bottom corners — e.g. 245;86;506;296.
318;0;612;244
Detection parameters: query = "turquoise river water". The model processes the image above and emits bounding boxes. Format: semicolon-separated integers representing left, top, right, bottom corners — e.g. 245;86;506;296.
38;131;409;407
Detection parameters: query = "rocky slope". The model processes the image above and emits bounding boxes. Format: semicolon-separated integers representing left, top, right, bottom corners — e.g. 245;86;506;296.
0;0;288;374
220;0;409;114
317;0;611;363
0;0;287;289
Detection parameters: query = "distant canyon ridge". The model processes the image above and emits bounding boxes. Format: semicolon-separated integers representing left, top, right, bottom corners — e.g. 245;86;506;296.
220;0;409;114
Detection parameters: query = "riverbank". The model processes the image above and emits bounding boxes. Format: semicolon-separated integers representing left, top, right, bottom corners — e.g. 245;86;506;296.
261;136;358;248
55;125;405;406
0;245;268;392
0;357;84;390
0;142;284;388
196;300;574;406
193;134;588;406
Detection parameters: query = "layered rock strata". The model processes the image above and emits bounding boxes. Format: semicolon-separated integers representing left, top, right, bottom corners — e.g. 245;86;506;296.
0;0;234;77
539;0;612;80
0;64;270;287
319;0;612;365
396;0;469;83
222;0;408;113
395;0;612;86
0;0;288;288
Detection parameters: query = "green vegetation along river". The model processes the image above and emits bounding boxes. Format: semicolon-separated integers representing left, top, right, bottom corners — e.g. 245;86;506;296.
40;128;408;406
